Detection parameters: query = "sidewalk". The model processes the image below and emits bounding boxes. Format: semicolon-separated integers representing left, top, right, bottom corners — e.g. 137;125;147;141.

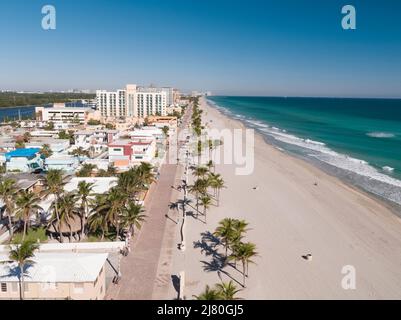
106;158;180;299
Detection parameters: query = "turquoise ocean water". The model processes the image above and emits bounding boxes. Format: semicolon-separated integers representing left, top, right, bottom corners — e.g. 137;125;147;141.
208;96;401;207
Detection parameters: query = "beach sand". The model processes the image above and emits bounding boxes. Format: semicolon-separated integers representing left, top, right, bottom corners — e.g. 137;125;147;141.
163;97;401;300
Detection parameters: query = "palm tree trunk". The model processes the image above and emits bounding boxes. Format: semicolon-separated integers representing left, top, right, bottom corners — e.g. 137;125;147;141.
116;222;120;242
7;208;13;238
20;264;24;300
81;202;86;239
22;218;28;241
242;261;246;287
54;196;63;243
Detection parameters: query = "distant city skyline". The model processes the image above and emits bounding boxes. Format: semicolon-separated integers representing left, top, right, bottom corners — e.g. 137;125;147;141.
1;0;401;98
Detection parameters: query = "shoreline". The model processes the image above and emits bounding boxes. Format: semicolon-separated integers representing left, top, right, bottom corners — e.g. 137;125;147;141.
168;96;401;299
205;99;401;220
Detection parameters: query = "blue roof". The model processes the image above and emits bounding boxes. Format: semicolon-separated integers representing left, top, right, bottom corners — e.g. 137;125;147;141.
5;148;41;160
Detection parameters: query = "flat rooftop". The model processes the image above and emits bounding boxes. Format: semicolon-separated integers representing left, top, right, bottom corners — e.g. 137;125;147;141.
0;252;108;283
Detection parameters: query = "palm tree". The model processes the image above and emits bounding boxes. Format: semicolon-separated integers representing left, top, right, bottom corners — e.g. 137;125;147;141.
242;242;257;278
95;188;127;241
77;181;95;239
4;240;39;300
15;191;42;240
88;195;109;240
197;140;202;164
117;168;142;202
41;169;68;243
121;203;146;237
15;140;25;149
162;126;170;138
192;166;208;179
76;163;97;177
107;164;117;176
230;242;258;287
206;160;214;174
136;162;156;188
70;147;90;159
0;178;18;238
215;281;242;300
39;144;53;159
208;139;213;160
23;132;31;143
214;218;236;257
232;219;249;244
200;195;212;224
208;174;225;206
193;285;222;300
50;192;78;242
189;179;208;214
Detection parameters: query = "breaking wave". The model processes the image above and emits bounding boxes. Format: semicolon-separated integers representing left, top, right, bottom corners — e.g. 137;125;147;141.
367;132;395;138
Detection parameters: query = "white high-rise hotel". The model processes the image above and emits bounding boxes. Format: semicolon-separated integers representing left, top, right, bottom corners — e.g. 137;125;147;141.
96;85;173;119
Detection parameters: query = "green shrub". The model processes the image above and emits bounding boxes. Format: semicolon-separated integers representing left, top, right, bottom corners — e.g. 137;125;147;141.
11;227;48;244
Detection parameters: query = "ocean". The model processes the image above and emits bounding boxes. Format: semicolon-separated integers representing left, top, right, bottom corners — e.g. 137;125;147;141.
208;96;401;207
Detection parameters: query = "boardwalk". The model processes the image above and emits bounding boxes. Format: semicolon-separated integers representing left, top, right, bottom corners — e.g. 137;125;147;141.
106;107;192;300
106;159;179;300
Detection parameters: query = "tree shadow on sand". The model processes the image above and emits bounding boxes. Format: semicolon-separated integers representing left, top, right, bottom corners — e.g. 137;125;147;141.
193;231;244;287
200;258;244;288
193;231;221;257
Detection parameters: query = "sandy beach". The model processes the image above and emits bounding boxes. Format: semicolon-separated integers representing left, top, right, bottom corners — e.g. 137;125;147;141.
161;97;401;300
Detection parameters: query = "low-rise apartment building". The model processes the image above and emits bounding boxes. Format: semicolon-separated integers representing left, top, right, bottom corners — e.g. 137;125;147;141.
5;148;44;173
35;104;99;124
0;253;108;300
108;138;156;170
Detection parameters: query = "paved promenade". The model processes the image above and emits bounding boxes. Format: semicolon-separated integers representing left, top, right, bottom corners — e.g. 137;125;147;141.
106;159;180;299
106;107;192;300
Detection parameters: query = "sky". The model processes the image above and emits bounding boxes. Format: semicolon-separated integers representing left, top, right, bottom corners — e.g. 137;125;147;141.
0;0;400;97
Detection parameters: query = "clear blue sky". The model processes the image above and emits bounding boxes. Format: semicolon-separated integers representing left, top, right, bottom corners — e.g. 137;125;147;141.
1;0;400;97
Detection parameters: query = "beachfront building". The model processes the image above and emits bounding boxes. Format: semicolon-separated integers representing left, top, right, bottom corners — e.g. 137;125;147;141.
96;84;169;120
108;138;156;170
73;129;120;157
0;252;108;300
147;116;178;131
5;148;44;173
35;105;97;124
74;130;119;149
133;87;167;118
130;127;165;140
95;89;127;119
160;87;174;106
